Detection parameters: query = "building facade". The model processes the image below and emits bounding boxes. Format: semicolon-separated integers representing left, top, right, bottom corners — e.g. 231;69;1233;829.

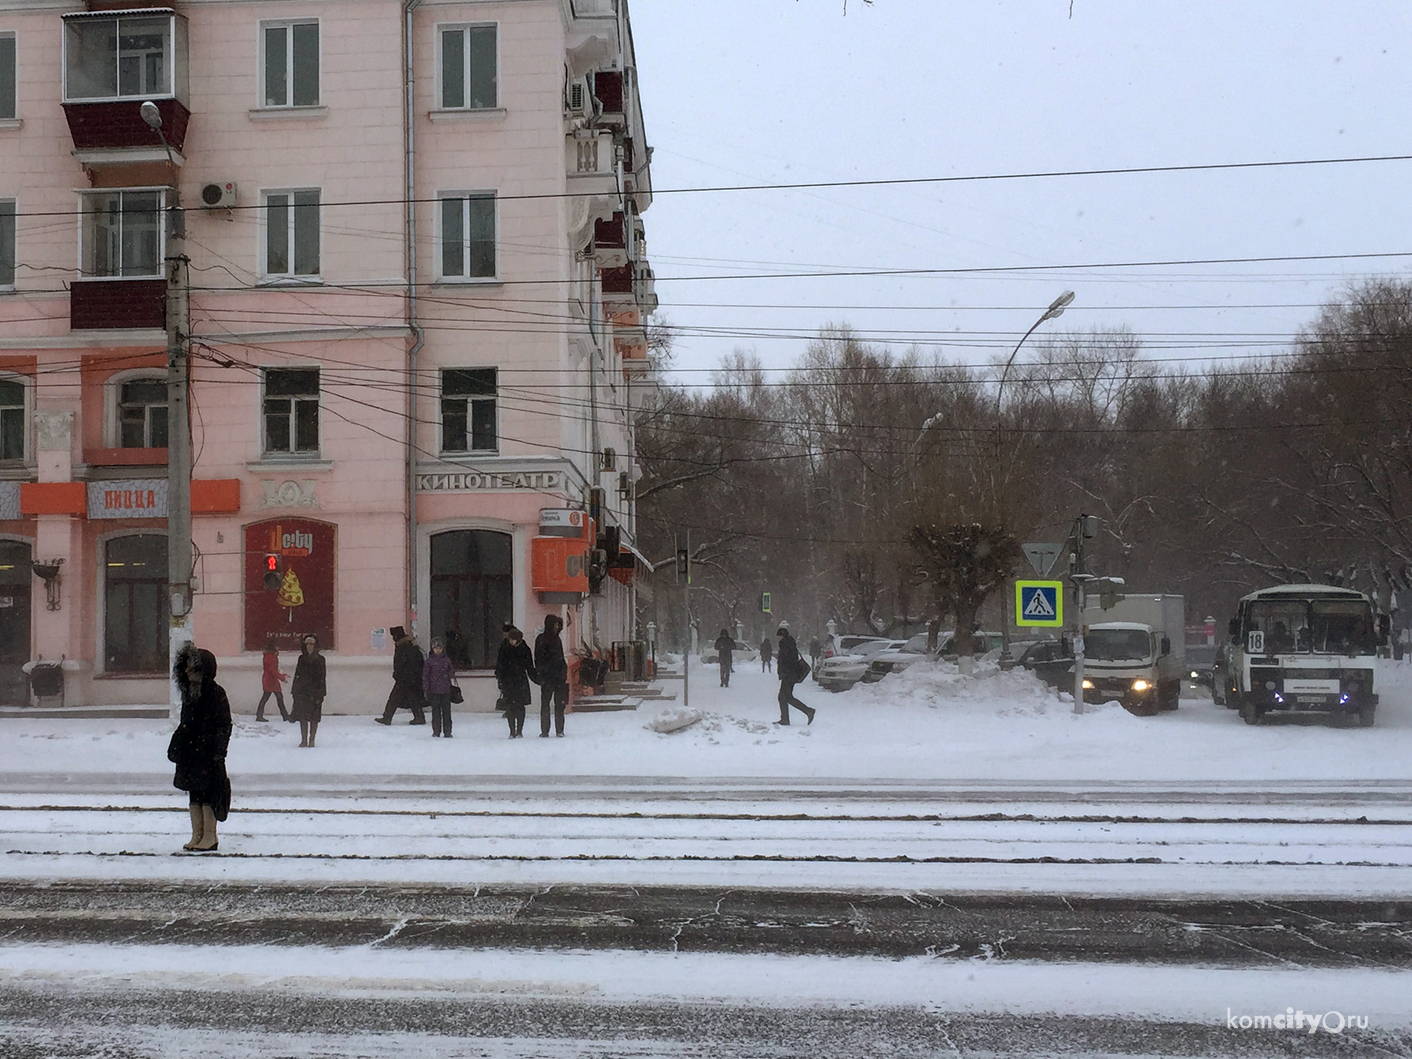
0;0;655;710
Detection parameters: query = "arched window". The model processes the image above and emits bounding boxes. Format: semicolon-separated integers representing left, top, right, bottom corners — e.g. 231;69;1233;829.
429;529;512;668
104;534;167;672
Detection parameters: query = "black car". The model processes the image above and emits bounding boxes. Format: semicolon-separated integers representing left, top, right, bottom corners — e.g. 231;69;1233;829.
1185;644;1217;688
1008;639;1075;689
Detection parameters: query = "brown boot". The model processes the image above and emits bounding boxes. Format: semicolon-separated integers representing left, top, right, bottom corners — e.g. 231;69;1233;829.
307;721;318;747
182;805;203;850
193;805;218;851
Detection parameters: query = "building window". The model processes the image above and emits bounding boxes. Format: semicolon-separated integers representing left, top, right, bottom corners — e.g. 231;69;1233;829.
263;190;319;278
1;33;15;119
118;377;167;448
0;379;23;460
64;14;175;101
264;368;319;455
430;529;512;669
104;533;168;673
441;368;496;453
0;538;32;705
0;199;13;288
261;21;319;108
79;190;163;278
439;193;495;280
439;24;495;110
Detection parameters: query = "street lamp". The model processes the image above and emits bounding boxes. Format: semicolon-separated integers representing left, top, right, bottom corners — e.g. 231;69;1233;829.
995;292;1074;652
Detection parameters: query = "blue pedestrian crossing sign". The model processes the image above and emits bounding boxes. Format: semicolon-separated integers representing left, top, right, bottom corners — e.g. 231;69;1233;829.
1015;580;1064;627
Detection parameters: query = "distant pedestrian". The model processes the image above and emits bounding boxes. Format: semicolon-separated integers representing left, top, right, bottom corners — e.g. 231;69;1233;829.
377;626;426;726
289;632;326;747
168;643;231;852
760;636;773;673
423;637;456;737
776;626;816;726
535;614;569;737
254;637;289;722
714;628;735;687
808;635;822;668
495;625;538;738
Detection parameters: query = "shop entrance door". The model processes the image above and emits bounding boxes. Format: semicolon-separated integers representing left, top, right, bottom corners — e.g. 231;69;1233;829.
0;541;32;705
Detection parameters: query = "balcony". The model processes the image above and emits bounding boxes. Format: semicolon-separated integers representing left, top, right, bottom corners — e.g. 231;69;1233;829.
566;129;618;200
592;212;628;268
62;10;190;158
593;70;624;120
70;279;166;331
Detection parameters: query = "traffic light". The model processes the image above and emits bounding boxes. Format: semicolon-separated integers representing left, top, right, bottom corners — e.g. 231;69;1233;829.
675;548;689;583
263;553;282;591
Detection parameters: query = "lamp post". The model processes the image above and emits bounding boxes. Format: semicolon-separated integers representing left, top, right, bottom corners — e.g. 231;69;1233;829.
995;292;1074;652
143;100;192;716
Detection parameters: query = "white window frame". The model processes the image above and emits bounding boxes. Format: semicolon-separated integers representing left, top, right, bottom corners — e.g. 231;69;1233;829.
0;197;14;290
437;191;497;282
262;366;321;457
0;371;28;462
260;188;321;281
258;19;320;109
0;32;16;121
76;187;166;280
439;367;498;455
437;22;497;111
104;368;167;449
61;12;180;104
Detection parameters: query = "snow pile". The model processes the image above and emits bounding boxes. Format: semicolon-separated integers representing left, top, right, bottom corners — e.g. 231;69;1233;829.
842;656;1119;718
648;707;702;733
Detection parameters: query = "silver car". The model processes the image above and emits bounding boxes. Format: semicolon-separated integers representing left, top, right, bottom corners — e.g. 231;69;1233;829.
815;638;904;692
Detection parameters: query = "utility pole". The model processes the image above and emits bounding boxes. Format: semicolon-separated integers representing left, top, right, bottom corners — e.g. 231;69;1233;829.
143;101;192;713
680;531;690;709
1070;514;1097;716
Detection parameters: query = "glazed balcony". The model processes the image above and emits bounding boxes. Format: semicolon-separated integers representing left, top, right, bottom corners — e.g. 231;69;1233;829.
62;10;190;157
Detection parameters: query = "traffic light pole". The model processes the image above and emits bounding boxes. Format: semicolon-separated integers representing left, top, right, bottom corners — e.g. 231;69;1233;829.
166;191;193;715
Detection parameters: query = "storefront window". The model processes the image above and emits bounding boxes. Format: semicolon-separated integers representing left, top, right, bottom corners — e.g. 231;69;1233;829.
104;534;167;672
0;539;31;705
430;529;512;668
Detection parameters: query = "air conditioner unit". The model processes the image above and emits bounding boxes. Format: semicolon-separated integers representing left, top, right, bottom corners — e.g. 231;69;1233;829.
200;182;236;209
567;78;592;120
617;471;633;499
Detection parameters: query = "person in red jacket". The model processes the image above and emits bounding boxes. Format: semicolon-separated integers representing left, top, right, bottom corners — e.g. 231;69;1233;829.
255;638;289;722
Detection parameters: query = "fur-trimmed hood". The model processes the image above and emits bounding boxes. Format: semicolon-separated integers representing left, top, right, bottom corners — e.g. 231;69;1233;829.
173;643;219;701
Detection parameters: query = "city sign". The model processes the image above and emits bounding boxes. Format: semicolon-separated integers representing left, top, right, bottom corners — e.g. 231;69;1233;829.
1022;542;1063;578
1015;580;1064;627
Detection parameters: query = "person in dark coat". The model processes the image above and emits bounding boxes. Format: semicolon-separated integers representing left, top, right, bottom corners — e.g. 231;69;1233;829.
377;626;426;725
169;643;231;852
495;625;538;738
289;632;327;747
775;626;816;726
713;628;735;687
808;635;823;667
423;636;456;737
255;637;289;722
759;635;773;673
535;614;569;737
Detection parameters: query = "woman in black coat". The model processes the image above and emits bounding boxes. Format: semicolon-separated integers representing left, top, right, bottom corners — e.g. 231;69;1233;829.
289;632;327;747
495;625;538;738
169;643;231;852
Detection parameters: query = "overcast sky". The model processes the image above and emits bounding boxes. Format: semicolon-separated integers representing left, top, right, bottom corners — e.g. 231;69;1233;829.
629;1;1412;385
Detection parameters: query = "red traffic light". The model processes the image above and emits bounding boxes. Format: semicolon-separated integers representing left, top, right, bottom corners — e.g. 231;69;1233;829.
263;554;282;591
266;554;279;572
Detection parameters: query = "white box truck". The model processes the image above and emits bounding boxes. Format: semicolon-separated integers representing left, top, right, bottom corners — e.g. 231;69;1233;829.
1080;594;1185;714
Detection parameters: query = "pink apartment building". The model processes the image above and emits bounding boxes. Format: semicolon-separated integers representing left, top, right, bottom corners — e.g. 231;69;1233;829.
0;0;655;711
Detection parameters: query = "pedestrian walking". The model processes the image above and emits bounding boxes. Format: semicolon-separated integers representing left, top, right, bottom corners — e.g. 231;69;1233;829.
535;614;569;737
775;626;816;726
808;635;823;669
423;637;456;737
254;637;289;722
289;632;327;747
376;626;427;726
714;628;735;687
168;643;231;852
495;625;538;737
759;635;773;673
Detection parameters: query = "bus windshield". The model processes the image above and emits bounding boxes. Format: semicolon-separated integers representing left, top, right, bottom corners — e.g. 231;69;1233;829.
1245;598;1376;655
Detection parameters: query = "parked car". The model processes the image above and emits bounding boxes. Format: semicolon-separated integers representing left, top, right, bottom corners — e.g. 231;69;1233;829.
1007;638;1076;689
815;639;905;692
821;634;890;660
699;639;760;666
998;639;1045;669
939;630;1005;661
862;632;937;683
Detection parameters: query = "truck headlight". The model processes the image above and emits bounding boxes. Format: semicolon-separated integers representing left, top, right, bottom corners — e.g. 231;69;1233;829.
1131;679;1150;692
1081;679;1093;689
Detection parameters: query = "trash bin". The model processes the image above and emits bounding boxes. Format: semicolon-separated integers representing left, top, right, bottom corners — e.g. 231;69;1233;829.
29;663;64;707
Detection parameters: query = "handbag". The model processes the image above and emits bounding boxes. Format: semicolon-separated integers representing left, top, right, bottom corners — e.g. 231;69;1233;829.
449;678;464;705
